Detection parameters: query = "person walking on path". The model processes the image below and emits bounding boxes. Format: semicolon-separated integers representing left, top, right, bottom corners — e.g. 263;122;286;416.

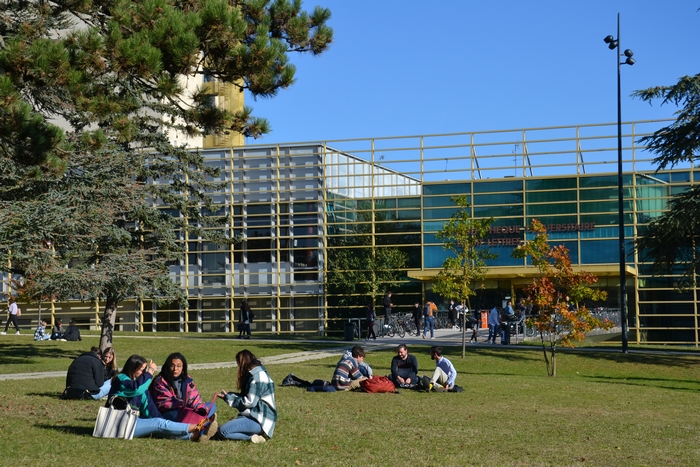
422;300;435;339
238;300;253;339
412;301;422;338
1;297;21;335
365;304;377;341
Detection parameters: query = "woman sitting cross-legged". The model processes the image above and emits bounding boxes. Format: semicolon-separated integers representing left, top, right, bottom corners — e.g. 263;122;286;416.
216;349;276;443
151;352;214;422
108;354;217;441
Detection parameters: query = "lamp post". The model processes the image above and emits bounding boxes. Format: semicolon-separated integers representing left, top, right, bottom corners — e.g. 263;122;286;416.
604;13;634;353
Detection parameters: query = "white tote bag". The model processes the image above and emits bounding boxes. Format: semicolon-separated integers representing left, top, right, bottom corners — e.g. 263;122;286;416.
92;398;139;440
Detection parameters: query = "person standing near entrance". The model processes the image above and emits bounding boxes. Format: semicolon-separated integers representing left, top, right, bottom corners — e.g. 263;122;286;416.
382;292;393;329
487;304;500;344
1;297;21;335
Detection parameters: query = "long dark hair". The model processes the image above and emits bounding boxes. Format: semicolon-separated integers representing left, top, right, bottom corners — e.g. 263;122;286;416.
236;349;261;391
158;352;188;388
121;354;147;380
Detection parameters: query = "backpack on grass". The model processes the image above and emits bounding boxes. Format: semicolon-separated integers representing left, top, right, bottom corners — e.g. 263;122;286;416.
360;376;396;393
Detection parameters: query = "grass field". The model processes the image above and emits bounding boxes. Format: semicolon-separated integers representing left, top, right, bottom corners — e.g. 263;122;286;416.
1;334;700;467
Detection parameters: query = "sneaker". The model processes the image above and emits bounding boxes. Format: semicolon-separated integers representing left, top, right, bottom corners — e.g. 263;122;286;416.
422;334;425;339
421;376;431;392
250;434;267;444
428;383;433;392
15;331;20;335
430;337;435;339
0;332;6;335
193;413;218;442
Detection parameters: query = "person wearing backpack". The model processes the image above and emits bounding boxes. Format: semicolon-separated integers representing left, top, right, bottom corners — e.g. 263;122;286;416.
422;300;435;339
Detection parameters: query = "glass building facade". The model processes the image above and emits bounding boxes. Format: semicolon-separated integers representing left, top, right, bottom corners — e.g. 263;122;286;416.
15;120;700;345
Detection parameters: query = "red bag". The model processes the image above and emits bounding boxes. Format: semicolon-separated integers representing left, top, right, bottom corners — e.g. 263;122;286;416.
360;376;396;393
177;395;217;424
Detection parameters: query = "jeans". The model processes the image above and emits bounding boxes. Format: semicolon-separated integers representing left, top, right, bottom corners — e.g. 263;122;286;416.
133;417;191;440
488;324;499;343
219;416;263;441
91;380;112;400
423;316;434;338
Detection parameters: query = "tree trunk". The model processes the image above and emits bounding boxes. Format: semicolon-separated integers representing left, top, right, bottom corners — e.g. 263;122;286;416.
99;296;119;352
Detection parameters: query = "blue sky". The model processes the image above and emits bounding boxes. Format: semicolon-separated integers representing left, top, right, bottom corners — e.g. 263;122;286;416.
245;1;700;145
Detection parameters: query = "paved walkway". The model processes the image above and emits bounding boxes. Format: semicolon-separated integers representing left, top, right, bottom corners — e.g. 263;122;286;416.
1;326;696;381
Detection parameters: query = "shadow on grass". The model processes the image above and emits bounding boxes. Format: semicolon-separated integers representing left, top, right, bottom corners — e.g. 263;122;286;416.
27;391;63;399
36;423;94;436
584;374;700;392
0;342;83;366
567;350;700;369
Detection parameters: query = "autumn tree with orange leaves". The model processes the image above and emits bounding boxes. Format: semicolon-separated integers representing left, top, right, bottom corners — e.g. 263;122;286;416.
512;220;611;376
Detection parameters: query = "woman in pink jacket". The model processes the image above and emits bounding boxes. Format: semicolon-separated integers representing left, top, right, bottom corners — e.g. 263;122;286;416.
151;352;214;422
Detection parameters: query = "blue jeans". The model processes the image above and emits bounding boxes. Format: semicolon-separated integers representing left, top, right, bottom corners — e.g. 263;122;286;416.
134;417;191;440
423;316;434;338
91;380;112;400
487;324;499;343
219;416;263;441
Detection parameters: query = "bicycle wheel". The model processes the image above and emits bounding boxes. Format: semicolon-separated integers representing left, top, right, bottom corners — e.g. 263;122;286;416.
396;323;405;338
407;321;417;336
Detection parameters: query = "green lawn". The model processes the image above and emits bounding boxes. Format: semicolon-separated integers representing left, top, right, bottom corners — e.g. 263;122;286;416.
1;335;700;466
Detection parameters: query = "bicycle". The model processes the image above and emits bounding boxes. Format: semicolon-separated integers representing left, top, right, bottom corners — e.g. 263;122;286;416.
398;312;418;336
374;318;394;338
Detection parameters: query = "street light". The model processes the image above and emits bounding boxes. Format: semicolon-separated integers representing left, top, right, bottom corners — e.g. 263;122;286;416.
604;13;634;353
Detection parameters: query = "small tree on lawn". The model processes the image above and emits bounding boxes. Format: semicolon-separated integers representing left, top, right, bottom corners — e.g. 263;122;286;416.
432;196;496;357
512;219;610;376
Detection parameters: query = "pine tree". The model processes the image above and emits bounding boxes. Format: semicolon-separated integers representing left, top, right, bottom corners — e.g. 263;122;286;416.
0;0;333;349
633;74;700;290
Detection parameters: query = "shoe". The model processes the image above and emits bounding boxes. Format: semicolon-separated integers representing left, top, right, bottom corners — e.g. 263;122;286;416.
431;337;435;339
59;338;67;341
193;413;218;442
250;434;267;444
0;332;6;335
434;386;447;393
422;334;425;339
421;376;431;392
428;383;434;392
15;331;20;335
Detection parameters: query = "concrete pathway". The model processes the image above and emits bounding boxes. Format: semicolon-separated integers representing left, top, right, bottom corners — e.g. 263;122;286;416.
1;326;696;381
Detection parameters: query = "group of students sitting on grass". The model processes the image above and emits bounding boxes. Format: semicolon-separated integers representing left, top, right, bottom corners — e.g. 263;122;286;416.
63;346;276;443
34;318;81;341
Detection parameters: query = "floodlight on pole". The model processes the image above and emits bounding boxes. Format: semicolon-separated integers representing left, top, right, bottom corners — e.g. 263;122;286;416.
604;13;634;354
